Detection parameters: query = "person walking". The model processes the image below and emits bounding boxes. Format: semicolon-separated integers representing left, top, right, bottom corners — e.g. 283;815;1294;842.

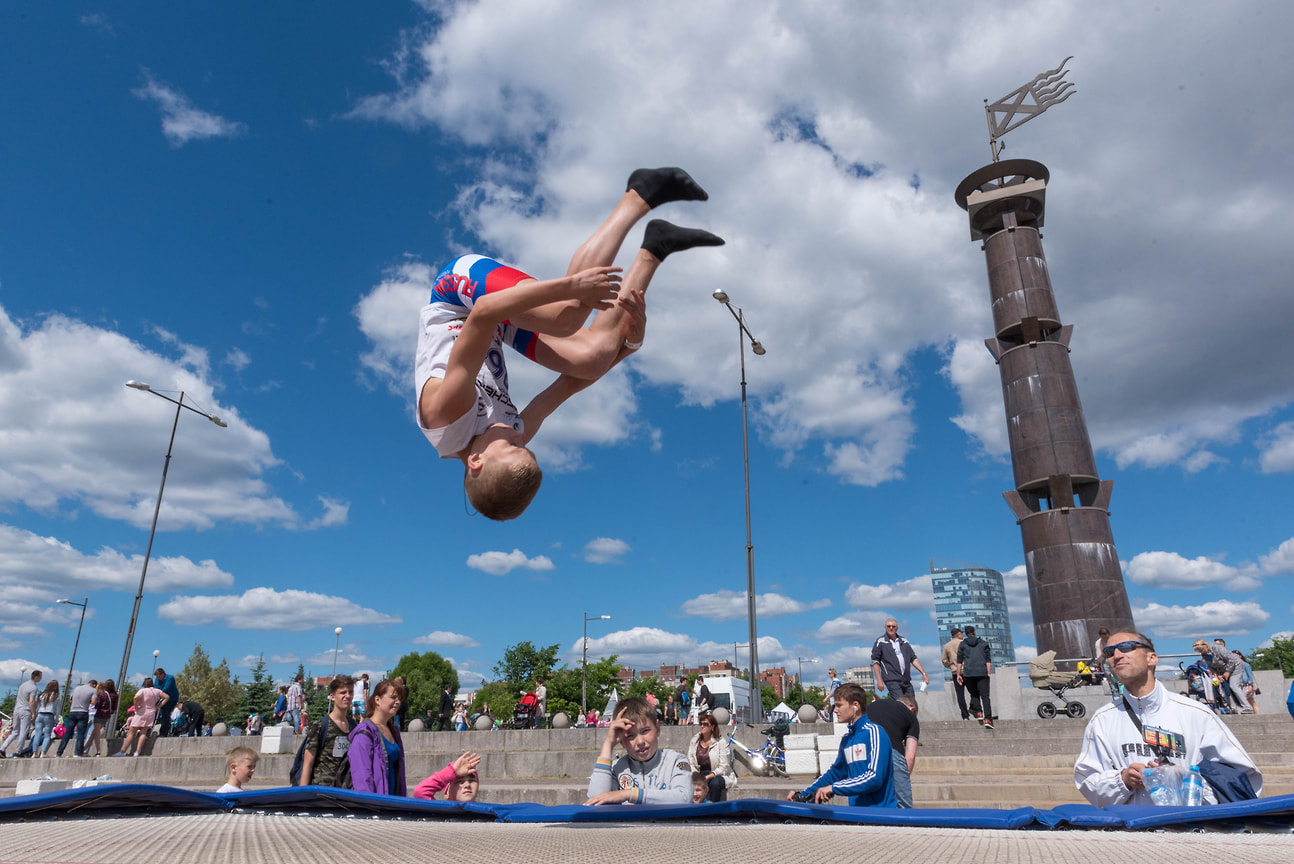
871;619;930;698
57;678;98;757
1;670;42;758
88;680;118;757
30;681;61;757
941;629;970;720
956;626;994;729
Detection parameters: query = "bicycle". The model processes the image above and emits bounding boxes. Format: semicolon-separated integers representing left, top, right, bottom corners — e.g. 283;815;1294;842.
727;726;788;777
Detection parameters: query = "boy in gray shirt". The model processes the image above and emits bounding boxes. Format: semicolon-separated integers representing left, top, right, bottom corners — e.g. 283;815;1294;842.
585;697;692;805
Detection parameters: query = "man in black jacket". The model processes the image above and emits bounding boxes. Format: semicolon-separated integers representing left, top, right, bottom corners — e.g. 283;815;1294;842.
871;619;930;698
956;626;994;729
437;684;454;732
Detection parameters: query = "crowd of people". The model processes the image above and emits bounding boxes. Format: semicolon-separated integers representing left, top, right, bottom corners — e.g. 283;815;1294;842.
5;620;1271;812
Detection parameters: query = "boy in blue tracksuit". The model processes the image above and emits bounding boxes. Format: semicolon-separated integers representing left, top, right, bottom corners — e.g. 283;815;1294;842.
790;682;896;807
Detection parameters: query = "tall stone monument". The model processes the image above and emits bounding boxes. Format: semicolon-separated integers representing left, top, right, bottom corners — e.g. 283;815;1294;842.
954;59;1135;662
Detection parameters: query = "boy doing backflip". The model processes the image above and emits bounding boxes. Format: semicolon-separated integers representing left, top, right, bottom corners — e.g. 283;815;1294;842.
416;167;723;520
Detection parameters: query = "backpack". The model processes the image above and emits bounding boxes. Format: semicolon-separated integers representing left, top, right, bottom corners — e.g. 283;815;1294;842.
289;716;329;786
680;689;691;709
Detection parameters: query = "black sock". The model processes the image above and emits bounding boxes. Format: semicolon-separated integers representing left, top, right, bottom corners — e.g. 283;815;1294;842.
627;167;708;208
641;219;725;261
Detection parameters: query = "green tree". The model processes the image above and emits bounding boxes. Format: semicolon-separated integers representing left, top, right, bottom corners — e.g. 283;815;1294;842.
1249;636;1294;677
236;654;276;727
1;691;14;716
389;651;459;722
118;682;138;726
492;641;560;691
178;643;241;725
470;680;519;721
546;655;622;720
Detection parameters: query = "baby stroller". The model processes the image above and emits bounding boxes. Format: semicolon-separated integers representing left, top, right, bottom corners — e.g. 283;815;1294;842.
512;692;540;729
1180;660;1231;715
1028;651;1087;718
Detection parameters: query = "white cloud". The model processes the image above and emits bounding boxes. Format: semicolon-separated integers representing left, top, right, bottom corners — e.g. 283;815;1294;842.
269;654;301;666
132;69;246;147
157;587;402;632
465;548;555;576
347;1;1294;479
0;524;233;597
844;575;932;612
813;613;889;643
571;626;759;669
305;644;387;670
1014;645;1038;663
1259;538;1294;575
0;304;315;531
1134;599;1269;640
413;630;481;648
583;537;630;564
1258;422;1294;474
304;496;350;530
680;589;830;621
0;660;52;682
1125;550;1261;592
224;348;251;372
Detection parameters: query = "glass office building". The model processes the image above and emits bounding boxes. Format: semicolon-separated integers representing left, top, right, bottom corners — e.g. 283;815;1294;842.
932;565;1015;676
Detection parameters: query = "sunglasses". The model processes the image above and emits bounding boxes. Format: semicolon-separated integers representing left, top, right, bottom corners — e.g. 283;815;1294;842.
1102;640;1150;658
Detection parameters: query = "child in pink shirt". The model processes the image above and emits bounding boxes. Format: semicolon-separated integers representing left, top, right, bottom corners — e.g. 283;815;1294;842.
413;751;481;801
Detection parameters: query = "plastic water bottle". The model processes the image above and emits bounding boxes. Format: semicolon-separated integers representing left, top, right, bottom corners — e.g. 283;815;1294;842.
1180;764;1205;806
1144;766;1181;806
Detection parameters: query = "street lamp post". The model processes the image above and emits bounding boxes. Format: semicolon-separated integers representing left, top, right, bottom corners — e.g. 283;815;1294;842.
153;649;160;674
114;382;226;735
582;613;611;721
56;598;89;715
332;627;343;677
795;656;820;706
712;290;766;724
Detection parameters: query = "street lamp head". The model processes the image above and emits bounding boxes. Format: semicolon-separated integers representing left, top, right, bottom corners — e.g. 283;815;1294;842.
751;340;766;355
209;415;228;428
126;380;151;391
335;627;343;636
57;599;70;604
152;650;160;658
600;615;611;620
712;289;729;304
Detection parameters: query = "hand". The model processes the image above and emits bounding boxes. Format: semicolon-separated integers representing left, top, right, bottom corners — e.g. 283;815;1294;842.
570;266;622;310
1121;762;1151;790
453;751;481;778
584;789;632;806
922;673;930;685
617;287;647;345
813;788;834;804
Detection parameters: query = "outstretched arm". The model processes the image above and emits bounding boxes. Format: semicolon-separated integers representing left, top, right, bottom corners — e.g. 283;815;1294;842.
519;289;645;443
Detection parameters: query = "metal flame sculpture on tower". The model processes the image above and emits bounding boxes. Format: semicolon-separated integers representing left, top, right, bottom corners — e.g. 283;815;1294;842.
954;59;1135;662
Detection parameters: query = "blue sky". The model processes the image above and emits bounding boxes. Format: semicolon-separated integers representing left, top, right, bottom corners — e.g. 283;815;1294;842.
3;2;1293;696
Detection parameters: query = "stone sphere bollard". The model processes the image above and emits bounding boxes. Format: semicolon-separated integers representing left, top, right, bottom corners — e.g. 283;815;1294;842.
474;713;493;731
211;722;229;737
408;718;425;733
551;711;570;729
711;707;731;726
798;704;819;724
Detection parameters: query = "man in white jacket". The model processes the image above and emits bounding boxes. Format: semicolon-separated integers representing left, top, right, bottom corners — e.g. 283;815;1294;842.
1073;631;1261;806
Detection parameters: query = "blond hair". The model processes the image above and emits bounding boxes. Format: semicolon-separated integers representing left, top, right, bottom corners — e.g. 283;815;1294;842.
228;746;258;768
465;452;542;521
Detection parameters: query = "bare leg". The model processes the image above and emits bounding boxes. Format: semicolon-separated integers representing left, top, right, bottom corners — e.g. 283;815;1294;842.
513;169;709;336
534;249;661;377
